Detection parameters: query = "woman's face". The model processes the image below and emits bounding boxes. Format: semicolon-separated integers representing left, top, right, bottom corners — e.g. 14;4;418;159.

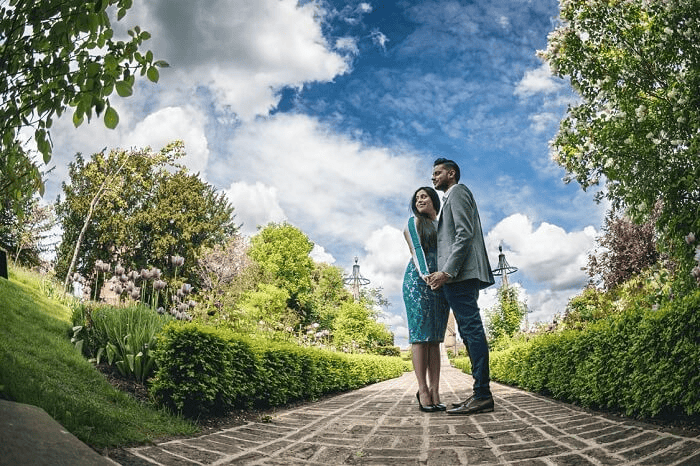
415;189;437;217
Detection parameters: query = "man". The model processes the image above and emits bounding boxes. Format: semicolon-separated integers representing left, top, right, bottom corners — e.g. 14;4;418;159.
427;158;495;415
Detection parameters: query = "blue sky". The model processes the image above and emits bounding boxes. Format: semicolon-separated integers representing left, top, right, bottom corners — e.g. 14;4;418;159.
44;0;607;347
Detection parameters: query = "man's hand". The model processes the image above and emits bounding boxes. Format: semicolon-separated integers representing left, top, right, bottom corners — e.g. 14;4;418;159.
427;271;450;290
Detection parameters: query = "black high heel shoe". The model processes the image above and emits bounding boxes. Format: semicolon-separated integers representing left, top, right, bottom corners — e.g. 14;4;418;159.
416;391;438;412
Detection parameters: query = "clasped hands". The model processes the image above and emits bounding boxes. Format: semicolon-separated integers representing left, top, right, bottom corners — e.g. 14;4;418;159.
425;271;450;290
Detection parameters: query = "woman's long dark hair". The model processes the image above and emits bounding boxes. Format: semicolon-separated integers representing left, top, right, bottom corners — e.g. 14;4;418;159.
410;187;440;249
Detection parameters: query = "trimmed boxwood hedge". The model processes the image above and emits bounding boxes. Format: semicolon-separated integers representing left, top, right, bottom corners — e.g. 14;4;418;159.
455;291;700;418
150;322;410;417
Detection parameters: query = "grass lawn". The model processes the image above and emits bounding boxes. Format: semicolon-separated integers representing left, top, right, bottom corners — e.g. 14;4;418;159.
0;267;197;450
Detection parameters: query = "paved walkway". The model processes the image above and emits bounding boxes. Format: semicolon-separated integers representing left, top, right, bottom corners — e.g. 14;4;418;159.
120;366;700;465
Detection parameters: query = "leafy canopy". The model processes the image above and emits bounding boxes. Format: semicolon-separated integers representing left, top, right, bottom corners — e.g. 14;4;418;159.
540;0;700;248
55;142;236;289
0;0;167;213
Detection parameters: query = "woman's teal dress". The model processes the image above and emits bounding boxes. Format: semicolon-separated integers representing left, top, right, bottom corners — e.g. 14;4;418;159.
402;223;449;344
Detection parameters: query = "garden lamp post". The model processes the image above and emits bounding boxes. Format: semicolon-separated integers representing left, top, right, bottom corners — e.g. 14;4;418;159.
492;244;518;287
343;257;370;302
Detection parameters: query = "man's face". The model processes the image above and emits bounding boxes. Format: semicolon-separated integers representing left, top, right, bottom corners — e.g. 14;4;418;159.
432;164;453;192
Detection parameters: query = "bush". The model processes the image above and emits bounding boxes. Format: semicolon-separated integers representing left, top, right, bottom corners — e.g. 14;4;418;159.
150;322;410;417
150;323;258;417
486;290;700;417
371;346;401;357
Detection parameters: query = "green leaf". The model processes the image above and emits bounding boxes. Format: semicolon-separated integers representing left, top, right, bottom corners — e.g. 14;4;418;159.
104;106;119;129
146;66;159;83
115;80;132;97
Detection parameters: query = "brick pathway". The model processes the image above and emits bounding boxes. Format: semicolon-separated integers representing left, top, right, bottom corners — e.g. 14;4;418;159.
120;366;700;465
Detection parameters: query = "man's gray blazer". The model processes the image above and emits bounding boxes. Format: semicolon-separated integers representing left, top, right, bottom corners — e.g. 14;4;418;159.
437;183;495;290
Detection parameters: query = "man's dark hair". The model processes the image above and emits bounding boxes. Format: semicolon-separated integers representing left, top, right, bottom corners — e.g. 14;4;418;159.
433;157;460;183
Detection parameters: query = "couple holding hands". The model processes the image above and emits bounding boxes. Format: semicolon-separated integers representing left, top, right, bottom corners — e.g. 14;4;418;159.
402;158;495;415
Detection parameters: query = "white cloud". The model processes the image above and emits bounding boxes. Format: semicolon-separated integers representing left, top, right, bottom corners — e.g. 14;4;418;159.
485;213;596;291
310;244;336;264
127;107;210;176
224;181;286;236
529;112;558;134
224;113;423;244
361;225;409;294
130;0;349;120
370;29;389;51
514;63;563;97
335;37;359;56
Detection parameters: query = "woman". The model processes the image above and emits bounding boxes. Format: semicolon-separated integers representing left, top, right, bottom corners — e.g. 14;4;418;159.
402;186;450;412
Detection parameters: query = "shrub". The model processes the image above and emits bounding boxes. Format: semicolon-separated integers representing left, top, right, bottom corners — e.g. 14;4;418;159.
371;346;401;357
150;322;410;417
486;290;700;417
150;323;258;417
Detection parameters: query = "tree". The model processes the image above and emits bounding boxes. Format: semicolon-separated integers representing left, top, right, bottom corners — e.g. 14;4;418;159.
0;0;168;214
247;222;315;315
0;196;56;267
135;169;237;282
55;142;236;293
332;301;394;352
540;0;700;250
586;207;660;290
485;285;528;346
307;263;353;328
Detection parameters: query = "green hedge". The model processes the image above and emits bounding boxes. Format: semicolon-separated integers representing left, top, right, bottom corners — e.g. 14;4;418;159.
485;291;700;417
150;322;410;417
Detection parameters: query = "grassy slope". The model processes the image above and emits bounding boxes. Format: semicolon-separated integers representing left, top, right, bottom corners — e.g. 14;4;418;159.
0;268;196;449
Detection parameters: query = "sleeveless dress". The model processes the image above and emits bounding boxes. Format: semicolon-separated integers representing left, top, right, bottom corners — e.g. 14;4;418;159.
402;218;450;343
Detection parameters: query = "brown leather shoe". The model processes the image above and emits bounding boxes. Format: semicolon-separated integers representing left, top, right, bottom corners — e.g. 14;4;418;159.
446;396;494;415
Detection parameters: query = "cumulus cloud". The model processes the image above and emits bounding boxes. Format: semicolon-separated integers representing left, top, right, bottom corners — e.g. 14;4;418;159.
224;181;286;236
311;244;336;264
485;213;596;291
224;113;423;245
129;0;350;120
514;63;563;97
127;107;210;176
361;225;409;294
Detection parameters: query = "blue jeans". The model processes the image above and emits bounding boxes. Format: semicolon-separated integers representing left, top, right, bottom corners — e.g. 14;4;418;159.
443;279;491;398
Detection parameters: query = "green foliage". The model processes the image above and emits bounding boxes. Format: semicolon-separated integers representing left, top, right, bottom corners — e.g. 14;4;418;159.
150;322;409;417
540;0;700;258
307;262;353;327
237;283;294;332
71;303;172;383
563;286;615;328
0;0;168;215
564;265;674;329
485;290;700;418
55;143;236;291
452;356;472;374
150;323;259;417
0;266;195;448
332;301;394;353
485;285;528;346
248;222;315;313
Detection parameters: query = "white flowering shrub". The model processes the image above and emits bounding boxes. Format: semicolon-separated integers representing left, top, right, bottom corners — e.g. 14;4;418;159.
540;0;700;252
